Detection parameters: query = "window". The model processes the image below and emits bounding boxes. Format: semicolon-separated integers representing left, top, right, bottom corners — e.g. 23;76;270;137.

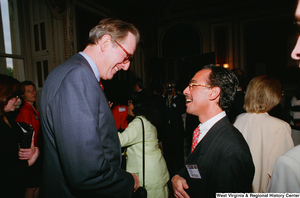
0;0;25;80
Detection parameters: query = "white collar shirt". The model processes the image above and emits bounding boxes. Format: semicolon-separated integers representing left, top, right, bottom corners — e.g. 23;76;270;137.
197;111;226;144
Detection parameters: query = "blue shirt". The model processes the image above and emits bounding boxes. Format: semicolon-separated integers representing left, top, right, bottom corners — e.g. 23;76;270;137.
79;52;100;82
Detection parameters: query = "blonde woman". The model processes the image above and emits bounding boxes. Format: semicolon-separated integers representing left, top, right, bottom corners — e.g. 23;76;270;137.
234;75;294;193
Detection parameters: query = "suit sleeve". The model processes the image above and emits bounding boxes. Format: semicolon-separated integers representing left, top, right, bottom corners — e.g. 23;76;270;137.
269;146;300;193
51;68;134;197
220;149;254;192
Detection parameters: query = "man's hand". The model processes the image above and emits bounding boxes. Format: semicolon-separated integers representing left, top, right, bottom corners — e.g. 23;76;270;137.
131;173;140;192
172;175;190;198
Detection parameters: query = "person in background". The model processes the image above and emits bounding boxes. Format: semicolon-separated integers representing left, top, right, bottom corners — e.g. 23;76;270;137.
111;81;131;132
227;68;246;123
118;93;169;198
133;78;148;97
110;81;131;170
15;81;41;198
269;144;300;193
234;75;294;193
172;65;254;198
269;0;300;192
0;74;39;198
160;81;186;181
39;18;140;197
289;81;300;146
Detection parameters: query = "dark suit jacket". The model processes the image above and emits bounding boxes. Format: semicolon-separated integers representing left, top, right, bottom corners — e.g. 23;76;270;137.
39;54;134;198
177;116;254;197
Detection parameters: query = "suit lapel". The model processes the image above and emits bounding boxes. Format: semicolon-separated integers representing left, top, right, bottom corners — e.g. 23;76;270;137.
187;116;230;163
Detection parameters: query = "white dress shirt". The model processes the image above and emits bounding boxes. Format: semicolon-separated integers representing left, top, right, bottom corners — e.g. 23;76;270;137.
196;111;226;144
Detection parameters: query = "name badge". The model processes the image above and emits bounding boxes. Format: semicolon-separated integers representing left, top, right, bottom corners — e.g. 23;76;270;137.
119;107;126;112
186;165;201;179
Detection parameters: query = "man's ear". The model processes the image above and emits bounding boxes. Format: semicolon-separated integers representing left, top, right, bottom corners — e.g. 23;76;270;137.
99;34;112;52
208;87;220;101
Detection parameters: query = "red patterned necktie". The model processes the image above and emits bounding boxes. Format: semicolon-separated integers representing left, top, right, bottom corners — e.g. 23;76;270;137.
191;126;201;153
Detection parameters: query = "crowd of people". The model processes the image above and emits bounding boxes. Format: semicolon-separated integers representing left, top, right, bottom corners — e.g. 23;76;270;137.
1;1;300;197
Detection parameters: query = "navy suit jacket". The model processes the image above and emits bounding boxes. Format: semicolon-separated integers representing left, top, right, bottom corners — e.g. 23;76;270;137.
39;54;134;198
178;116;254;197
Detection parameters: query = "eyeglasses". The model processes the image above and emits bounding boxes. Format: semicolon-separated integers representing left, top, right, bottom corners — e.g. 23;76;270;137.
114;40;133;64
128;100;132;105
188;82;211;90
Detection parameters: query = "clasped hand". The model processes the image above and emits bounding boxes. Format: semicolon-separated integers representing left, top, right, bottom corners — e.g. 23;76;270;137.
18;141;40;166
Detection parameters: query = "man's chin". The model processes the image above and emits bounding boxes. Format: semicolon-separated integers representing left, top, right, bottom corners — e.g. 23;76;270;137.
186;104;195;115
186;107;191;114
110;69;118;78
106;72;115;80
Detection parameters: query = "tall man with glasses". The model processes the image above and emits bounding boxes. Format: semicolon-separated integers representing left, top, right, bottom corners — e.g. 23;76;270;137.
39;18;140;198
172;65;254;198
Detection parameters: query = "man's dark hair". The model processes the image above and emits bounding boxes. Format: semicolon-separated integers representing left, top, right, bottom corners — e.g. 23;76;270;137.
203;64;238;111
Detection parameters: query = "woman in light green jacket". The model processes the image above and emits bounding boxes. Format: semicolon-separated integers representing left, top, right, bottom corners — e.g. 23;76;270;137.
118;95;169;198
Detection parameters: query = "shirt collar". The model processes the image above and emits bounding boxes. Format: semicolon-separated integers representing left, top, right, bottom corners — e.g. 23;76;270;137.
199;111;226;136
79;52;100;82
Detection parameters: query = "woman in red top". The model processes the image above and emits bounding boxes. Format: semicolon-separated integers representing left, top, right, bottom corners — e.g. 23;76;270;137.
15;81;41;198
16;81;40;146
111;104;129;132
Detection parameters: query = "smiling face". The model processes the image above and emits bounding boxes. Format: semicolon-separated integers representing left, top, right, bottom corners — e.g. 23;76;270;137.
98;32;137;80
183;69;212;118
